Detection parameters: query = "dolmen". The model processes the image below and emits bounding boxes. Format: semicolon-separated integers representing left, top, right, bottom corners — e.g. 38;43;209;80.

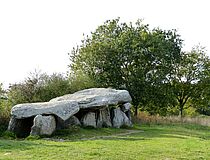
8;88;132;137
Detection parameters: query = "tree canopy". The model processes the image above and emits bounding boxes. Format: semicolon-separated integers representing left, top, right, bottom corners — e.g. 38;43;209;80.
70;18;183;115
169;46;210;116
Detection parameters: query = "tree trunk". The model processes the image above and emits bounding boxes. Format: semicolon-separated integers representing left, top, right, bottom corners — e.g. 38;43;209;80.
180;107;183;117
134;106;138;117
180;104;184;120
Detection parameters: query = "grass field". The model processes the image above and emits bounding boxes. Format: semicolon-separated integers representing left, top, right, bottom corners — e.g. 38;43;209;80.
0;124;209;160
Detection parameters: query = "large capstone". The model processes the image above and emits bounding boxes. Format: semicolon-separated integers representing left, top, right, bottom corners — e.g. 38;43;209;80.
50;88;132;109
30;115;56;136
11;100;79;121
112;108;132;128
81;112;96;128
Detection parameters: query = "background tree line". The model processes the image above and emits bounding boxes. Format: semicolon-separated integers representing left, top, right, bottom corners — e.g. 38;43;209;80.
1;18;210;128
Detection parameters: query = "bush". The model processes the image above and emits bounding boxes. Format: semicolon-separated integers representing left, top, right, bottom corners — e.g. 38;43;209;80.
134;111;210;127
1;131;16;139
25;135;40;140
0;99;11;131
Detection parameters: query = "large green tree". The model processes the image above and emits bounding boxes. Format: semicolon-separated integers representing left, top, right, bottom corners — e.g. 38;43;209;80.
70;18;183;115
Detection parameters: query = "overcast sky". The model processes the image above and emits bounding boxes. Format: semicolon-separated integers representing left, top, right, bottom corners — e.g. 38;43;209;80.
0;0;210;88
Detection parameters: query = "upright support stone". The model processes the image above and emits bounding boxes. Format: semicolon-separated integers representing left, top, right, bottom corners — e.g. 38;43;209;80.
81;112;96;128
112;108;132;128
121;103;132;120
7;116;17;132
97;107;112;128
63;116;81;128
121;103;131;112
30;115;56;136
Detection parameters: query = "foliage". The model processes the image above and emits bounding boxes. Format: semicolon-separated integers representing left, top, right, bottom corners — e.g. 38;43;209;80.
35;73;71;102
135;111;210;126
169;46;210;116
7;71;71;105
0;83;11;128
7;70;97;107
0;83;4;95
1;131;16;139
70;18;183;115
25;135;40;140
68;70;97;93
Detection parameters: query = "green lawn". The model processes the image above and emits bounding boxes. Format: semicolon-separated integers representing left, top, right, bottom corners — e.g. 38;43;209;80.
0;124;209;160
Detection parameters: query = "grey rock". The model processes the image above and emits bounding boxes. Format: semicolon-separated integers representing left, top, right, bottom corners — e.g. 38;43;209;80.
97;107;112;127
50;88;132;109
121;103;131;112
125;110;132;121
30;115;56;136
121;103;132;120
112;108;132;128
81;112;96;128
63;116;81;128
11;100;79;121
7;116;17;132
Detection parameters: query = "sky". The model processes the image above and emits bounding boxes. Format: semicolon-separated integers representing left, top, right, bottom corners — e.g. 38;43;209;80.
0;0;210;89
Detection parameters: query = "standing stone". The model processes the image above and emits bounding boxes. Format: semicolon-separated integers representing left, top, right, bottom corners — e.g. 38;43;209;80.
97;107;112;128
7;116;18;132
121;103;132;120
30;115;56;136
112;108;132;128
63;116;81;128
81;112;96;128
121;103;131;112
125;110;132;121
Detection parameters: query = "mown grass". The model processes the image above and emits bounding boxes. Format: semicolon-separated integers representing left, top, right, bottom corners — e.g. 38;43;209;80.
51;126;132;140
0;123;209;160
